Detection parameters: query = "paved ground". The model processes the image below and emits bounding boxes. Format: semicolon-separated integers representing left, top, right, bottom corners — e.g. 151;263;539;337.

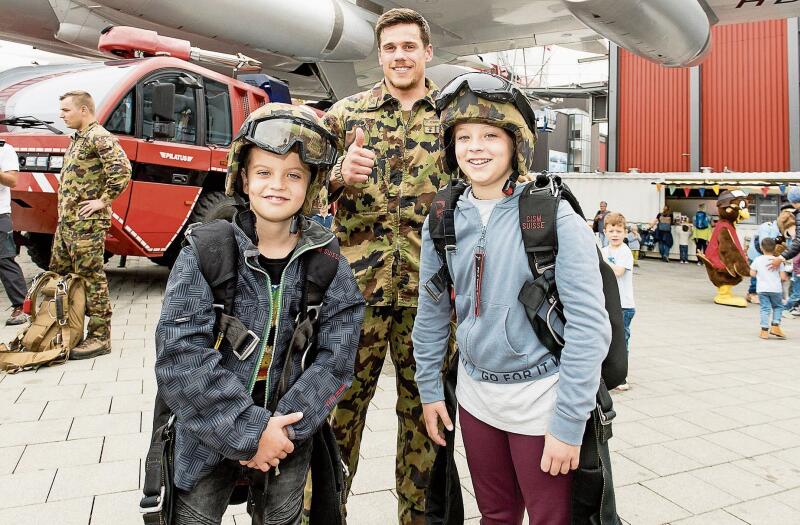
0;251;799;525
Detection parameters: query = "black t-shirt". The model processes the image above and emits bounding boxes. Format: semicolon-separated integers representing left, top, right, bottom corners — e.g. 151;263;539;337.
251;250;294;408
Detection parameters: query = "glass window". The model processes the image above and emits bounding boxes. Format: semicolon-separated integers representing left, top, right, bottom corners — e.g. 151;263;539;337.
142;74;198;144
566;112;591;172
205;79;232;145
105;90;134;135
0;63;135;134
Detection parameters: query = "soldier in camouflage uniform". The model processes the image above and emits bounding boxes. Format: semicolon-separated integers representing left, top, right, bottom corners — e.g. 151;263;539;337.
323;9;450;524
51;90;131;360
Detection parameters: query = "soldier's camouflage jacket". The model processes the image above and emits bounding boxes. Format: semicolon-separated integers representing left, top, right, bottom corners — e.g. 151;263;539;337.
58;121;132;224
323;79;449;307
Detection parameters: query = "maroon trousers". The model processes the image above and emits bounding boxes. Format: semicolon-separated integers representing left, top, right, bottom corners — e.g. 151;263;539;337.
459;407;573;525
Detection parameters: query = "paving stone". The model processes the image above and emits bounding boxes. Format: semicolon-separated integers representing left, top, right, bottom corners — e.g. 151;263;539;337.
59;369;119;386
0;418;72;447
359;429;398;459
17;384;85;403
702;429;782;457
49;459;140;501
731;454;800;490
347;491;398;525
612;421;672;447
109;393;154;414
691;463;783;501
0;445;24;475
0;469;56;508
350;455;396;495
16;437;103;473
662;436;743;467
614;484;691;525
725;496;798;525
101;432;150;463
642;471;738;514
672;509;747;524
0;400;46;423
773;487;800;510
0;497;93;524
91;490;143;525
40;396;111;420
619;443;703;477
82;380;142;398
638;415;709;440
68;412;140;440
609;452;659;486
365;407;398;432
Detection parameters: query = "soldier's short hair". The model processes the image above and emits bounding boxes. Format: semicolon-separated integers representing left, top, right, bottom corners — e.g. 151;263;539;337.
375;8;431;47
59;90;95;114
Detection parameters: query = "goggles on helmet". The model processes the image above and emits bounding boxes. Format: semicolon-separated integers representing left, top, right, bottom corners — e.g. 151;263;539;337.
435;72;538;133
236;116;338;167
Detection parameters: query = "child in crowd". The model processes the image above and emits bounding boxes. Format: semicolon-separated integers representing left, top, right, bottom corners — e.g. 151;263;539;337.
677;218;693;264
750;237;786;339
413;73;611;525
693;203;712;265
626;225;641;267
603;213;635;391
154;104;365;524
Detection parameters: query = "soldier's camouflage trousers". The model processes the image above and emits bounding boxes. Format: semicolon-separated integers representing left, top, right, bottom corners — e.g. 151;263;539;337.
331;306;433;525
49;220;112;341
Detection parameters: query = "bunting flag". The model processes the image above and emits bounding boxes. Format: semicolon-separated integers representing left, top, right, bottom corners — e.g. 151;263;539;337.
780;183;787;195
656;183;663;192
712;184;720;195
668;185;676;195
683;187;691;197
761;186;770;197
698;188;706;197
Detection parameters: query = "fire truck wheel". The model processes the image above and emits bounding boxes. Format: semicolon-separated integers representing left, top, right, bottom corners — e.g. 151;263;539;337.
25;232;53;271
153;190;237;267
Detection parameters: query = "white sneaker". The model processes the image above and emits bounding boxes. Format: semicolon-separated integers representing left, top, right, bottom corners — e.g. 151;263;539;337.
615;382;631;391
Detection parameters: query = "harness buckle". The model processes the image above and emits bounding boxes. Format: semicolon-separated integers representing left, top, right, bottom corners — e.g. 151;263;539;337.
233;330;259;361
597;404;616;426
139;486;165;514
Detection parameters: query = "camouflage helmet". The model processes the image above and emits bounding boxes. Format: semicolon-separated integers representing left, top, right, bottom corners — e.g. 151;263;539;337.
436;74;537;177
225;103;338;215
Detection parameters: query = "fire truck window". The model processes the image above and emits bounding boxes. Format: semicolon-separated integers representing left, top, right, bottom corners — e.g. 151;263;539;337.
106;90;134;135
142;76;198;144
205;79;232;146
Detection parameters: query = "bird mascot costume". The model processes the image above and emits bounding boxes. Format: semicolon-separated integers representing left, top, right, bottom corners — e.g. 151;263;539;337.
697;190;751;307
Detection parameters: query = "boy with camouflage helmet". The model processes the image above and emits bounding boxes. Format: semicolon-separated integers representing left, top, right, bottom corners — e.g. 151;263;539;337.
53;90;131;359
155;103;364;525
413;72;611;524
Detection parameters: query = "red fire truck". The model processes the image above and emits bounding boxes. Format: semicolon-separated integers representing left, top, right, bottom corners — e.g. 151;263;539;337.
0;26;293;269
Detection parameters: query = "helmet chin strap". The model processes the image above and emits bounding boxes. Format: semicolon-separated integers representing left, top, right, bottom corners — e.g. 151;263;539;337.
502;170;520;196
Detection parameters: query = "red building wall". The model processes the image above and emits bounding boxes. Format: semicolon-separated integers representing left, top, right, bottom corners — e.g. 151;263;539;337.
617;49;691;172
701;20;788;172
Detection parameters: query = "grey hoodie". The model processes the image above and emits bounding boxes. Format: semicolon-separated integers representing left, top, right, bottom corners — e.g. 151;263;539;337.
412;182;611;445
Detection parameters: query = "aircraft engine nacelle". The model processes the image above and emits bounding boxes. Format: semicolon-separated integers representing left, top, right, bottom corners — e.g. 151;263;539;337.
95;0;375;62
563;0;717;67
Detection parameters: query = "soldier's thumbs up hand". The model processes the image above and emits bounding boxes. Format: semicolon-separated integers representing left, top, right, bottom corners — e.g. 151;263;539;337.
340;127;375;185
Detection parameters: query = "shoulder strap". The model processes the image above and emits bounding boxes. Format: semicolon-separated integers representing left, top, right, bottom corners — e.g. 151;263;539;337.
185;220;238;313
519;178;561;278
424;180;468;302
302;237;341;320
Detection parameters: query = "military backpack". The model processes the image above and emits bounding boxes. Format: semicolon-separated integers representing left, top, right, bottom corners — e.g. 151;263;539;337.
0;272;86;373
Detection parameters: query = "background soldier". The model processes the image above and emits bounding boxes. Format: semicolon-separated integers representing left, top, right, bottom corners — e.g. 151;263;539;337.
0;140;29;325
324;8;449;524
52;90;131;359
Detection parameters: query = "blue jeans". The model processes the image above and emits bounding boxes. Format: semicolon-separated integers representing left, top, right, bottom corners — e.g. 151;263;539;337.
758;292;784;328
785;275;800;310
679;245;688;262
622;308;635;350
174;439;311;525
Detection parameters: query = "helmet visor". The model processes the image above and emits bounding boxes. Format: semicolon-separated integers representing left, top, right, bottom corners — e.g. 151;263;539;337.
435;72;538;133
237;116;338;167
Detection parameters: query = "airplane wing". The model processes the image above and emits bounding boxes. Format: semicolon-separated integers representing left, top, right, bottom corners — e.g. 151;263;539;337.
1;0;800;100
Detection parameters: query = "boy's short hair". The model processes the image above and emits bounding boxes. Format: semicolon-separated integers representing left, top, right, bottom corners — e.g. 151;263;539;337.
604;212;626;230
59;90;95;114
375;8;432;47
760;237;777;254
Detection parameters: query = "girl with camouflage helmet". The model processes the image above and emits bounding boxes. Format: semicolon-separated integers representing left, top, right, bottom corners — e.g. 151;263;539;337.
155;103;364;525
412;73;611;524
